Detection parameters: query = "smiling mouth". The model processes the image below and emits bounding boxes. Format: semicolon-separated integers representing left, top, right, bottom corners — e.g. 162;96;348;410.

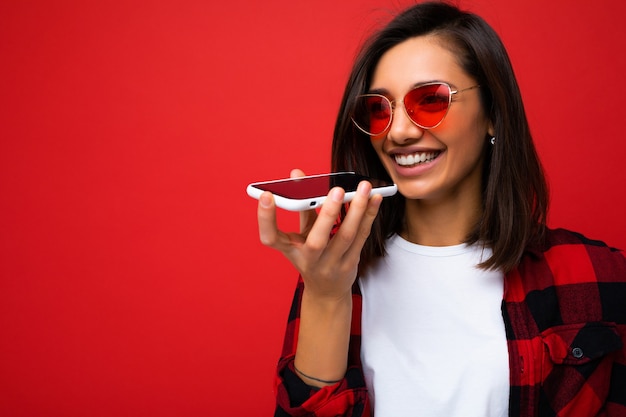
394;151;441;167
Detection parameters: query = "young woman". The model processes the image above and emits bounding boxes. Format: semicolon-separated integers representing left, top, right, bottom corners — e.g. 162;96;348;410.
256;2;626;416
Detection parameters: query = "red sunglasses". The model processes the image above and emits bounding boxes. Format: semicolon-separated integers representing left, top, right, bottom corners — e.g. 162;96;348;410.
351;82;480;136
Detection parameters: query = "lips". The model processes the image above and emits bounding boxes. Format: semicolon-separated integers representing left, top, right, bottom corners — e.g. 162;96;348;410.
394;151;441;167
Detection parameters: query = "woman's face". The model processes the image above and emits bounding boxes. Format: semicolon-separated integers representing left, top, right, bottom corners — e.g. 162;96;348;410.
368;35;493;203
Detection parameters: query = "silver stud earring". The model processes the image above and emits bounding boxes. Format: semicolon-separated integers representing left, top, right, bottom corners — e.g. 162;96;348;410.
490;136;496;145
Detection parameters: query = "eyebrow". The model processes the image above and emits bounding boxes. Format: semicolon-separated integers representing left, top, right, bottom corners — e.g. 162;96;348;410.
367;79;455;95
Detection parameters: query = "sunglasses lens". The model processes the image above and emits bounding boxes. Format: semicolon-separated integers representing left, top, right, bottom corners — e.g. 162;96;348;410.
353;95;391;135
404;83;451;128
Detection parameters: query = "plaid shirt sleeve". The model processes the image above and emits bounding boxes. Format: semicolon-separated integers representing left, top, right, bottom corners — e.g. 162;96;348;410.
274;277;371;417
504;228;626;417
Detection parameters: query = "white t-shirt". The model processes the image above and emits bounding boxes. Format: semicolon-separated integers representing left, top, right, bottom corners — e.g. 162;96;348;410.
359;234;509;416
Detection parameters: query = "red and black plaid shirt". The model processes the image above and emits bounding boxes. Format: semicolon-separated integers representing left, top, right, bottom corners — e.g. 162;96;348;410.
274;228;626;416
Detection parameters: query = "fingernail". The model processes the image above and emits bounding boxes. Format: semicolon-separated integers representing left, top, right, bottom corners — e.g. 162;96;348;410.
359;181;372;195
260;192;272;208
330;188;344;202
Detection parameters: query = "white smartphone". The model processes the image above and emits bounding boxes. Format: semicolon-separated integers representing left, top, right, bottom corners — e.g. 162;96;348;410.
246;172;397;211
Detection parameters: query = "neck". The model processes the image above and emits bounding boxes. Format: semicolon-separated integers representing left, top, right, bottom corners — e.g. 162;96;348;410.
401;191;481;247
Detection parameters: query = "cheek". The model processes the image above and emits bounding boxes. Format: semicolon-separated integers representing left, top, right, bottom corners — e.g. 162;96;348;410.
441;115;489;168
447;131;488;176
451;113;490;152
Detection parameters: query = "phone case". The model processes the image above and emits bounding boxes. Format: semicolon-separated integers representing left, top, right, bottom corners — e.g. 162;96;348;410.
246;172;397;211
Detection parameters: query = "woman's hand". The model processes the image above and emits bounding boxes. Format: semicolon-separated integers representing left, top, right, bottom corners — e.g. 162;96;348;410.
257;169;383;386
256;169;383;302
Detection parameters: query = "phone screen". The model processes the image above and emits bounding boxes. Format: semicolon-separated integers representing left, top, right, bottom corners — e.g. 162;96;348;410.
253;173;392;199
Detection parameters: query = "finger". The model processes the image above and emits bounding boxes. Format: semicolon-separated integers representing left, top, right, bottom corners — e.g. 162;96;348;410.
258;169;306;248
342;193;382;264
290;168;306;179
257;192;309;255
257;192;286;248
303;186;345;253
326;181;373;254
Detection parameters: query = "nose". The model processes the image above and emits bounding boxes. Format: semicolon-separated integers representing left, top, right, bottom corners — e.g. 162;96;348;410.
387;101;424;143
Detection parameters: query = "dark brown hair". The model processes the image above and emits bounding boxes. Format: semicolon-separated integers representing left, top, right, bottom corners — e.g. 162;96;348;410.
331;1;548;273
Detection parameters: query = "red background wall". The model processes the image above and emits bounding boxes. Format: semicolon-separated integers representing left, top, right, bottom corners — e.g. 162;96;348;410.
1;0;624;415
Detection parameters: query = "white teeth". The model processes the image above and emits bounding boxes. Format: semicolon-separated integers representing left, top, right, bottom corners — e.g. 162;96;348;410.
395;152;438;166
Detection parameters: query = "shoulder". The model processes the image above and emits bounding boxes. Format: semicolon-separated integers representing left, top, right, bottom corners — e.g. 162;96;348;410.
526;227;623;259
507;228;626;328
544;227;622;251
518;227;626;284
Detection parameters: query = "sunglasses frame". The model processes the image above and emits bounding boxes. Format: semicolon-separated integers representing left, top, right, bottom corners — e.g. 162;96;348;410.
351;82;480;136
